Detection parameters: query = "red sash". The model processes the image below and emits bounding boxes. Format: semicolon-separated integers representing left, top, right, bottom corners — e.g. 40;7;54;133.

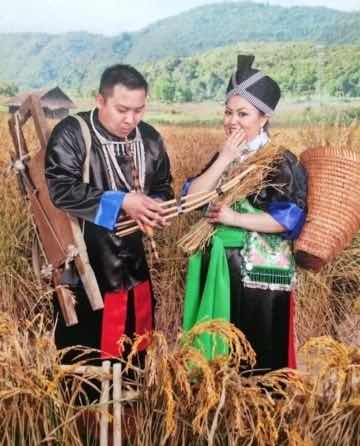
100;281;153;359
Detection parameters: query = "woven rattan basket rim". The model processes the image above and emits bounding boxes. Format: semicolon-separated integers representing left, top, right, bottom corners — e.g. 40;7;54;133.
301;146;360;164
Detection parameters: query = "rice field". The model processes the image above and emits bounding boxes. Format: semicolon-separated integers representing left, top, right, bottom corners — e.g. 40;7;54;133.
0;111;359;445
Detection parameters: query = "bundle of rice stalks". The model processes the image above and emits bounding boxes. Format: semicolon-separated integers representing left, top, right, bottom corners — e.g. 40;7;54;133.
178;143;284;254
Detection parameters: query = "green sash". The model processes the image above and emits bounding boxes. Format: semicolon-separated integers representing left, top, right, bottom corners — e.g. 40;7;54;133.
183;225;247;360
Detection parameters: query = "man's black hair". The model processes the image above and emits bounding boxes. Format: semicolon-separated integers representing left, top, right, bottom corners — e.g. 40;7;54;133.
99;64;148;97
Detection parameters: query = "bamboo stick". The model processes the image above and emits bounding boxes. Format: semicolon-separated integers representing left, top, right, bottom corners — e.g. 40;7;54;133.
115;166;256;236
60;364;112;376
100;360;111;446
115;189;212;229
113;363;122;446
116;226;139;237
114;187;233;230
114;184;237;236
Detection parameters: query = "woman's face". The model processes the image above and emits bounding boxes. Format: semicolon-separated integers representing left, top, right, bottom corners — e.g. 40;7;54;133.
223;95;268;141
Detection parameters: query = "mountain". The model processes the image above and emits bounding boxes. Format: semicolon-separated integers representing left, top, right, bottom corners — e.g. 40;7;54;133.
125;2;359;63
0;2;359;92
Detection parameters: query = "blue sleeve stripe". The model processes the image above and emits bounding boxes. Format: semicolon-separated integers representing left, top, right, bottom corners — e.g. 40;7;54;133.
94;191;125;230
181;178;195;197
267;201;306;240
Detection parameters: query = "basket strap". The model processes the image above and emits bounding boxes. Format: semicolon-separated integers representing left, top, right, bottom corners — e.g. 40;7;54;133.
72;114;92;184
68;115;104;311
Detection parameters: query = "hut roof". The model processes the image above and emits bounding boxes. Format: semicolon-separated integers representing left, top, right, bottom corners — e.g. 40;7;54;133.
7;87;76;110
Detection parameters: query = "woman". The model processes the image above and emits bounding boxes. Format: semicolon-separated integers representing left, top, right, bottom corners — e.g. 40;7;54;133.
182;55;307;372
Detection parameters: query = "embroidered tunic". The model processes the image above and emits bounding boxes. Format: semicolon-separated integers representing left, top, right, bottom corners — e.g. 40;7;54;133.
45;109;174;359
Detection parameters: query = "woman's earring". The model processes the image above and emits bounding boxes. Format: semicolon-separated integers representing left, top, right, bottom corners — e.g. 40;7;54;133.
259;126;268;144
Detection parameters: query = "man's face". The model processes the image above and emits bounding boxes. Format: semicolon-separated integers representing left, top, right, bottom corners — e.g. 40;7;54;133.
96;84;146;138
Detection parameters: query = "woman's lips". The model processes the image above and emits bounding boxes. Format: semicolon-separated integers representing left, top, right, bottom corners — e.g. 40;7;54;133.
228;126;243;134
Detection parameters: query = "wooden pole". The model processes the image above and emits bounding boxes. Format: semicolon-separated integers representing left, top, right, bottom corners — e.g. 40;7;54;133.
69;216;104;311
100;360;111;446
113;363;122;446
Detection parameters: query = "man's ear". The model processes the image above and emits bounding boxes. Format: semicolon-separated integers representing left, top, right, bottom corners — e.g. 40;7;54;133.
95;94;105;109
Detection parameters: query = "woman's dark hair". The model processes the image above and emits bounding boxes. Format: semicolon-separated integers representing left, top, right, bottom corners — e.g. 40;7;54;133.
99;64;148;98
261;112;270;134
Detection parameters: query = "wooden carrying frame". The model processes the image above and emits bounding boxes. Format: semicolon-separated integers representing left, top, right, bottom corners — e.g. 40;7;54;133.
8;95;103;326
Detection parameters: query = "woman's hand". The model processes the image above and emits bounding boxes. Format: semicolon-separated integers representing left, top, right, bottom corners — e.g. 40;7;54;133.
219;129;247;164
206;203;238;227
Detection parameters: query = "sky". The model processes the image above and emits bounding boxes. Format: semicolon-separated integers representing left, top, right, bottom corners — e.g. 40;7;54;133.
0;0;359;35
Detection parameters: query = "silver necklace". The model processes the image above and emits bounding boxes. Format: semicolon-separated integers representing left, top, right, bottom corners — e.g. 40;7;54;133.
90;109;146;191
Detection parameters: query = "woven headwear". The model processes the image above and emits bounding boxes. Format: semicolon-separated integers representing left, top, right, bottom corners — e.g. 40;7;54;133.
225;55;281;116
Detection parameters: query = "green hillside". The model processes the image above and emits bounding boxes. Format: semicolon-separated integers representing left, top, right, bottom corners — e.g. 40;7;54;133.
0;2;359;96
143;42;360;101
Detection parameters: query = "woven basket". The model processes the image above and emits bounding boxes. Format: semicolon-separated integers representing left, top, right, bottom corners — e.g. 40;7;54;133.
294;146;360;272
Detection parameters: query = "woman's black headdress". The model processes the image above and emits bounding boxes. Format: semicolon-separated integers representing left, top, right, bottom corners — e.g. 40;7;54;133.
226;55;281;115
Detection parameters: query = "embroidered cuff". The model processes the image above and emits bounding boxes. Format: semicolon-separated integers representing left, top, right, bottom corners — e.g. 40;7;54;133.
267;201;306;240
94;191;126;230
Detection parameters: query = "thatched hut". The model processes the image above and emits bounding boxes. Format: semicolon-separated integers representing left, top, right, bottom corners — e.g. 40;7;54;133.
7;87;76;119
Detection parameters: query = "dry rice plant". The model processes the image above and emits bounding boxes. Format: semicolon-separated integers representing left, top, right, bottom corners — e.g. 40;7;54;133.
0;170;53;322
299;115;360;154
178;143;284;254
125;320;306;446
294;336;360;446
124;321;360;446
0;311;107;446
296;233;360;346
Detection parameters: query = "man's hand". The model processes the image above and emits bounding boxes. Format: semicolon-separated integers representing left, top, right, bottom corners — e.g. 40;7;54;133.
206;203;238;227
122;192;168;231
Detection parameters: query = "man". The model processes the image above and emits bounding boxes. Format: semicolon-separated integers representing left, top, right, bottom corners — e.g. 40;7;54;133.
45;64;174;362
